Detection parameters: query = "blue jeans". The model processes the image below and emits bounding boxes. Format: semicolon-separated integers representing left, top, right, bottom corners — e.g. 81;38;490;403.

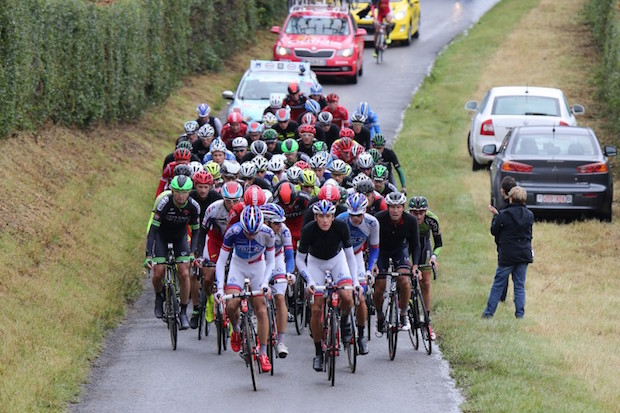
483;263;528;318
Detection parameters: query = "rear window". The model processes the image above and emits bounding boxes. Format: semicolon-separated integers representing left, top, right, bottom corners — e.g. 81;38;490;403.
511;133;598;157
492;96;560;117
285;16;350;35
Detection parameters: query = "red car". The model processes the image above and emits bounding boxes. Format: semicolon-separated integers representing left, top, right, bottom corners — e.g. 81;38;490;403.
270;4;366;84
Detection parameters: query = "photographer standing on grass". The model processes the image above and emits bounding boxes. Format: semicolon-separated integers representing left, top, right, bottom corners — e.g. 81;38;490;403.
483;186;533;319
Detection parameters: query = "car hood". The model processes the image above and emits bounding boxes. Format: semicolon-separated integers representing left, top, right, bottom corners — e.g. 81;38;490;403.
279;34;351;48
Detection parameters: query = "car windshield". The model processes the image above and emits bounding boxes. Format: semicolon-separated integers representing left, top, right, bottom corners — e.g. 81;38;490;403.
284;16;350;35
511;133;598;157
492;96;560;116
239;78;312;100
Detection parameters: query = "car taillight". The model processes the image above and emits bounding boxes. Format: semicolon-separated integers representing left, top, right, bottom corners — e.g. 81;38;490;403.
559;121;569;126
577;162;608;173
480;119;494;136
501;161;533;173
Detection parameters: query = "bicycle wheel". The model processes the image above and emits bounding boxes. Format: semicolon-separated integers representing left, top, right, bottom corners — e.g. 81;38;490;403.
216;304;224;355
376;31;384;64
167;283;178;351
243;315;258;391
267;300;277;376
408;296;420;350
329;312;338;386
417;289;432;355
346;313;357;373
387;293;398;360
366;289;374;341
293;277;306;335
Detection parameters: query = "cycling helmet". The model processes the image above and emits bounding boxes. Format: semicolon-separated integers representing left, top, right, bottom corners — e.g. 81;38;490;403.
355;178;374;194
184;120;199;134
239;162;257;179
309;154;328;169
352;172;370;187
385;191;407;206
261;128;278;142
343;163;352;177
268;156;285;172
368;148;382;164
287;82;300;94
250;140;267;156
188;161;204;176
357;101;370;119
221;181;243;199
252;155;268;172
300;113;317;125
174;164;192;177
262;112;277;128
326;93;339;103
204;162;221;180
310;83;323;96
247;121;262;134
338;137;354;152
298;123;316;136
173;147;192;162
351;144;365;158
269;93;284;109
350;111;367;124
192;170;214;185
312;141;328;154
275;108;290;122
304;99;321;115
197;124;215;138
221;160;241;177
329;159;348;175
339;127;355;139
196;103;211;118
408;196;429;211
339;186;349;204
324;178;339;187
312;199;336;215
240;205;264;235
243;185;267;206
357;153;374;169
232;137;248;150
371;133;386;147
317;111;333;125
301;169;317;187
318;184;341;202
275;181;296;204
210;138;227;153
294;160;309;170
176;140;193;150
260;203;286;223
372;164;389;181
281;138;299;154
227;112;243;124
286;166;303;183
346;193;369;215
170;175;193;191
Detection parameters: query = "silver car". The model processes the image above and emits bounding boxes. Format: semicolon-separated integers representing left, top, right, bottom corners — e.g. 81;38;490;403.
484;125;617;221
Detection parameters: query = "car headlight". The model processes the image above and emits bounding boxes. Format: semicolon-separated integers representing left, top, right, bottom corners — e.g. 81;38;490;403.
394;11;406;20
337;48;354;57
276;46;291;56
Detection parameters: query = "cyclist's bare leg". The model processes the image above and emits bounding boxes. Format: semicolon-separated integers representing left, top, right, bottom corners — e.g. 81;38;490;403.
372;278;386;317
339;289;353;317
420;269;432;311
190;271;200;307
355;294;367;327
310;297;325;345
177;262;191;305
151;265;165;292
202;266;215;297
275;295;287;334
397;269;411;314
252;296;269;351
225;291;241;328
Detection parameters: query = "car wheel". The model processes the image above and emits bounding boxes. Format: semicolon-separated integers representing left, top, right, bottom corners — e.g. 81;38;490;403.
467;132;473;157
358;62;363;77
598;203;612;222
472;157;484;171
403;20;413;46
413;13;420;39
350;69;358;84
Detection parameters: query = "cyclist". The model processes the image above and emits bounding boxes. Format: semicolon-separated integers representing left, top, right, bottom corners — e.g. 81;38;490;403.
204;161;223;191
266;155;287;187
281;138;310;169
372;164;398;197
193;124;216;161
354;152;374;178
220;160;241;184
176;120;200;146
239;162;272;192
261;128;281;155
309;153;329;185
283;82;307;121
202;138;235;165
297;169;320;197
145;175;201;330
369;1;395;59
240;140;270;163
162;140;201;170
371;134;407;194
323;93;348;129
357;102;381;139
309;83;327;109
156;147;192;197
317;111;340;148
221;112;248;149
252;155;270;182
196;103;222;137
262;112;277;130
274;108;298;142
273;181;310;249
373;192;420;332
260;203;296;358
350;112;371;150
296;99;322;125
408;196;442;340
297;124;317;157
336;193;379;355
331;131;365;166
214;206;275;372
245;121;263;143
355;178;387;216
328;159;353;189
295;200;359;372
263;93;284;116
231;137;249;163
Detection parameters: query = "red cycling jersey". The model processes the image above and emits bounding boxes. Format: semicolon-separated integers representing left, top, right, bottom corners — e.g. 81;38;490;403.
155;161;181;197
220;122;248;149
322;106;348;129
372;0;391;22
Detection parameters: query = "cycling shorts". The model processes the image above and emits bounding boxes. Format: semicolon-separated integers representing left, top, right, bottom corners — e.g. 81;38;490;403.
354;251;368;295
225;257;266;293
205;229;223;263
415;236;432;266
270;253;287;296
152;230;191;263
376;246;411;276
306;249;353;295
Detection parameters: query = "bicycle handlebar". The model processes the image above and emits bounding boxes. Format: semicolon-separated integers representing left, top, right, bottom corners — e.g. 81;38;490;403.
222;289;265;301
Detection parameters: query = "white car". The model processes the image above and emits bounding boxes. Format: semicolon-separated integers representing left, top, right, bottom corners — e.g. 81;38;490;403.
465;86;584;170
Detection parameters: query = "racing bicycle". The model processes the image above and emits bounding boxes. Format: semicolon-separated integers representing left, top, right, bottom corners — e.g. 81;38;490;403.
162;243;180;350
408;264;433;355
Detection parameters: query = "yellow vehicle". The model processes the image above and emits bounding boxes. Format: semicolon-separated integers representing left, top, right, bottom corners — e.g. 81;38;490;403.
350;0;420;45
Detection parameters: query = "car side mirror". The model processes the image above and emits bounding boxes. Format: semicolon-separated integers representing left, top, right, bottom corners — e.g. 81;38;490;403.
604;145;617;157
465;101;478;111
571;104;585;115
270;26;281;34
482;144;497;155
222;90;234;100
356;28;367;37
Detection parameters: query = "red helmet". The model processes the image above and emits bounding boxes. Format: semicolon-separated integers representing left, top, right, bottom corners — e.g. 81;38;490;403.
294;160;310;170
243;185;266;206
288;82;300;94
339;127;355;139
298;124;316;136
173;147;192;161
326;93;339;103
300;113;317;125
275;181;296;205
319;184;341;203
192;170;214;185
338;137;354;152
227;112;243;124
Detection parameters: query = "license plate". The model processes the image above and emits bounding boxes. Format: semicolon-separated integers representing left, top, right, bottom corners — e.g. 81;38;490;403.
536;194;572;204
304;58;326;66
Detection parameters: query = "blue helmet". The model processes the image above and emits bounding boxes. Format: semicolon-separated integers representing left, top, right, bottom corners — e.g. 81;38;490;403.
240;205;264;235
310;83;323;95
346;193;369;215
312;199;336;215
304;99;321;115
357;101;370;119
197;103;211;118
260;203;286;223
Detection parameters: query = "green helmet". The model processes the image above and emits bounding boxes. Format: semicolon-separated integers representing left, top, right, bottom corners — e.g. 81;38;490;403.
371;134;386;147
170;175;193;191
281;138;299;154
312;141;328;154
408;196;428;210
261;128;278;142
368;148;381;164
372;164;389;181
176;140;193;150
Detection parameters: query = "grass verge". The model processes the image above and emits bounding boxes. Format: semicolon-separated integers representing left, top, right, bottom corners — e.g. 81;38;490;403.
395;0;619;411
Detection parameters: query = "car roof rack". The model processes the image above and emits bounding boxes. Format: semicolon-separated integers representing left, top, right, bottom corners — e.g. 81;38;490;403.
289;0;351;13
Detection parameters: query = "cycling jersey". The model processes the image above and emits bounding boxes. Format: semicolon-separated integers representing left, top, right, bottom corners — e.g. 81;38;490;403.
274;120;298;141
202;149;235;164
155;161;183;197
376;181;398;197
198;199;237;261
297;220;352;260
283;152;311;168
375;210;421;270
376;147;405;187
330;138;364;165
276;189;311;247
415;210;443;264
283;94;308;121
190;189;222;225
195;116;222;137
353;125;371;150
220;123;248;149
162;152;201;170
322;106;348;129
271;223;295;296
320;123;340;148
367;193;388;216
336;211;380;268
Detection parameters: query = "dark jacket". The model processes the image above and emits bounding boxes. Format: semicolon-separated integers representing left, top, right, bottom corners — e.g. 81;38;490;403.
491;203;534;266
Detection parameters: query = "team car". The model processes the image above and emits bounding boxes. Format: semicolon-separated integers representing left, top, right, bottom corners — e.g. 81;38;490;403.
351;0;420;45
270;3;366;84
221;60;318;122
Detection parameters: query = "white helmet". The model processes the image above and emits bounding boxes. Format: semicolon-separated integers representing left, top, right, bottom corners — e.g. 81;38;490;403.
210;138;227;153
352;172;371;188
197;124;215;138
189;161;204;176
240;162;258;179
262;112;277;128
252;155;269;172
269;93;284;109
268;156;285;172
250;140;268;156
357;152;374;169
221;160;241;177
329;159;348;175
232;137;248;150
309;154;328;169
286;166;303;183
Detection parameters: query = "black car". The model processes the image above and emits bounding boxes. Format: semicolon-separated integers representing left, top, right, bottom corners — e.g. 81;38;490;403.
484;126;617;221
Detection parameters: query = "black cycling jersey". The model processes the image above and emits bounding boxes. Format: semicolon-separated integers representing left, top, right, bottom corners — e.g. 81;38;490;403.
377;181;398;197
354;126;371;150
375;210;421;259
301;197;348;228
377;147;401;182
191;139;210;162
321;123;340;148
146;195;201;256
240;152;273;163
190;189;222;224
274;121;298;141
298;219;352;260
297;139;315;157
